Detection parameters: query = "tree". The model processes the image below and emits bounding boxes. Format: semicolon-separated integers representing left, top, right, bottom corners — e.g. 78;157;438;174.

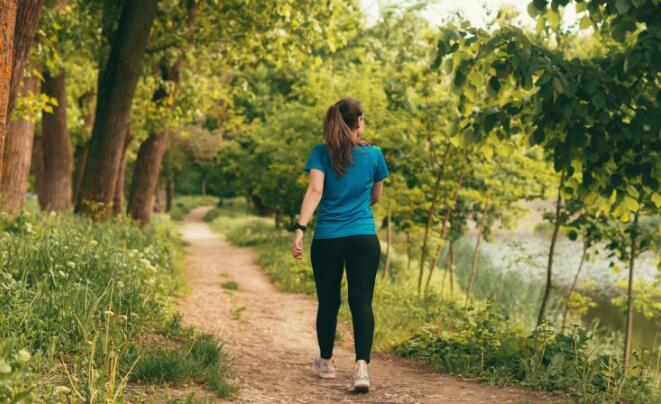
75;0;158;218
40;71;72;211
0;0;43;192
0;71;38;215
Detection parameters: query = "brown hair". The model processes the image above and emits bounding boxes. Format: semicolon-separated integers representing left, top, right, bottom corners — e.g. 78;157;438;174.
323;97;364;177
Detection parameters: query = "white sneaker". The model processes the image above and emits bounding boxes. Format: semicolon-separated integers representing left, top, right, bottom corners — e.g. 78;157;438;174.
352;361;369;393
313;356;336;379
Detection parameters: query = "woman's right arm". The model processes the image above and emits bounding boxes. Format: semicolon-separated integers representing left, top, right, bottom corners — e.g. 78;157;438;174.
371;180;384;205
291;169;324;260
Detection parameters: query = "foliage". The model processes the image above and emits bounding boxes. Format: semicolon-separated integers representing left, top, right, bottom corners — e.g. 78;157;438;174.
0;206;233;400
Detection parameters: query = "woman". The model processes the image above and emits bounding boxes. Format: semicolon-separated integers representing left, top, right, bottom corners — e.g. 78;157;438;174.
290;97;389;393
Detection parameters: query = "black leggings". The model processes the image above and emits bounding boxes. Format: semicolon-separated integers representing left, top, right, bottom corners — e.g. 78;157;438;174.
310;234;380;363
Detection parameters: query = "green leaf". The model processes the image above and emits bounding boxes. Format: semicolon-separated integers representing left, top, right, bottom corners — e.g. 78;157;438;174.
630;0;647;7
487;76;501;96
650;192;661;208
532;0;548;12
552;77;564;94
591;92;605;110
579;16;592;29
615;0;631;14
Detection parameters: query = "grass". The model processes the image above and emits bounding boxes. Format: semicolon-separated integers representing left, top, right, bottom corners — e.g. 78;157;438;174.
221;281;238;290
206;204;660;403
128;332;236;397
0;205;237;402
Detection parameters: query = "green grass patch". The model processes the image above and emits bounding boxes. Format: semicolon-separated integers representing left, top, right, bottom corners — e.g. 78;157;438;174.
128;332;236;397
221;281;238;290
0;206;236;401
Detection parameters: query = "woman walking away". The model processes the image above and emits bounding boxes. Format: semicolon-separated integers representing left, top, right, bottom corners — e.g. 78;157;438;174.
291;97;389;393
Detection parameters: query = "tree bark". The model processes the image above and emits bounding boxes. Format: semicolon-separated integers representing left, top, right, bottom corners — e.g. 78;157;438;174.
7;0;43;118
406;232;412;273
0;1;17;186
127;131;167;224
72;143;88;203
383;207;392;279
75;0;158;219
112;131;131;216
165;173;174;212
31;136;47;207
465;211;487;306
561;237;588;331
418;173;443;294
537;171;565;326
623;210;639;369
40;73;72;211
0;73;38;215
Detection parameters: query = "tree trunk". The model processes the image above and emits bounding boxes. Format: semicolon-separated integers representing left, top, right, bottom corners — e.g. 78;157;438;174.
425;175;463;293
0;1;17;185
7;0;43;119
425;210;451;292
112;131;131;216
406;232;411;273
0;72;37;215
127;131;167;224
40;73;72;211
623;210;639;369
465;212;487;306
31;136;47;208
447;239;455;295
537;172;565;326
561;237;588;331
75;0;158;219
165;173;174;212
418;173;443;294
72;143;88;203
383;207;392;279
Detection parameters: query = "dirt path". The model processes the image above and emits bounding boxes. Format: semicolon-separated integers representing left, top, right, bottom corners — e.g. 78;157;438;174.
176;207;553;403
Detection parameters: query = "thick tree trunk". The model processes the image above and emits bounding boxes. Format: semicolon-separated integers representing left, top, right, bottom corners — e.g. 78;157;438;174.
383;207;392;279
0;1;17;185
40;73;72;211
31;136;47;207
561;238;588;331
7;0;43;118
75;0;158;218
623;210;639;369
0;73;38;215
72;144;88;203
127;131;167;224
537;172;565;326
112;131;131;216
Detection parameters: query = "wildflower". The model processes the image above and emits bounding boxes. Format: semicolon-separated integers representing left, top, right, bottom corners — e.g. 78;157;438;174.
16;349;31;363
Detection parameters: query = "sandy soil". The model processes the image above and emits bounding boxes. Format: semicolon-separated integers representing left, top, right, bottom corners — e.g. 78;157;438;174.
174;207;557;403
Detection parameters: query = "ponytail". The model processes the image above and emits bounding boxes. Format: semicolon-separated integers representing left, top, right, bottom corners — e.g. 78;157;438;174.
323;98;363;177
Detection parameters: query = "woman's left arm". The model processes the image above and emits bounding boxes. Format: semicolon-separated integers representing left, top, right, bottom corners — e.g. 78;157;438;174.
291;168;325;260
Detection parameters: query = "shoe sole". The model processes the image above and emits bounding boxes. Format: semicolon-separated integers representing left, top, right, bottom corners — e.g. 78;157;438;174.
319;373;335;379
353;382;369;393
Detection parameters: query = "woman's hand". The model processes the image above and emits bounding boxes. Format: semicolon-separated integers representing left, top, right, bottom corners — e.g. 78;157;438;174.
291;229;304;260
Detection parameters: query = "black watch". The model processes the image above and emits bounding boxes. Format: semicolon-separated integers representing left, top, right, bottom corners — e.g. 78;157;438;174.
294;223;306;232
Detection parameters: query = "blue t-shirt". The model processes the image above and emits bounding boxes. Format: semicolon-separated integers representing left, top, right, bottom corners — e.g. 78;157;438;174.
304;143;390;239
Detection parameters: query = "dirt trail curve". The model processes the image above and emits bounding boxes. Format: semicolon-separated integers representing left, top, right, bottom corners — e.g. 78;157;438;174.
176;207;553;403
